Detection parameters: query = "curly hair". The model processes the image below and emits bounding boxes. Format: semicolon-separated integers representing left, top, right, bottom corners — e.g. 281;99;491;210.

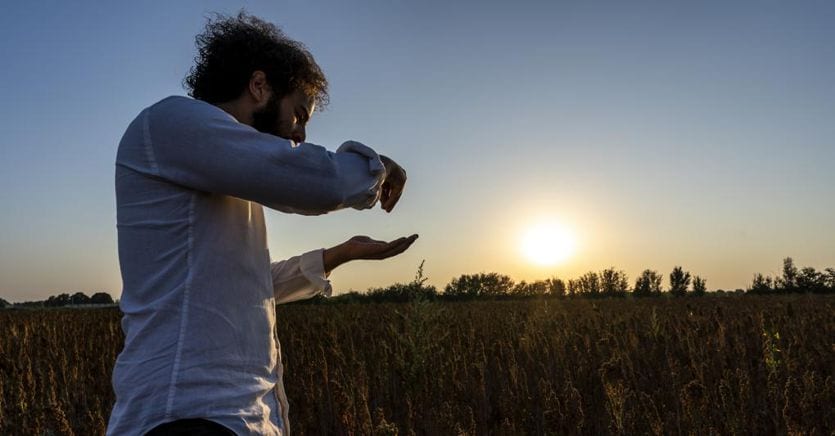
184;11;328;109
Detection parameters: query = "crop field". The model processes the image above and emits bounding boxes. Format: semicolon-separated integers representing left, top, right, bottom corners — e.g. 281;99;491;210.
1;295;833;435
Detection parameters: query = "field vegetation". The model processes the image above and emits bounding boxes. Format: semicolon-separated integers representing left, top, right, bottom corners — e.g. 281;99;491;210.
1;294;832;435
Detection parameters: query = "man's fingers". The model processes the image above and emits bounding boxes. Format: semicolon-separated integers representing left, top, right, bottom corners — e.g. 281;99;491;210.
380;167;406;212
385;236;412;250
386;187;404;212
388;234;417;247
382;184;395;211
373;241;412;259
373;234;418;259
349;234;418;260
382;185;404;212
381;183;391;204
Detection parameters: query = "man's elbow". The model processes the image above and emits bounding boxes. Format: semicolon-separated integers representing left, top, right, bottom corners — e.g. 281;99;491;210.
287;189;345;216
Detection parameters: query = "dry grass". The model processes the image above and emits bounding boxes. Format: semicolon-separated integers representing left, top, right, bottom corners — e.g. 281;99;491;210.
1;295;833;435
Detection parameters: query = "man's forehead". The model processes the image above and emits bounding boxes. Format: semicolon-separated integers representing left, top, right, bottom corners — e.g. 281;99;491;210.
288;89;315;115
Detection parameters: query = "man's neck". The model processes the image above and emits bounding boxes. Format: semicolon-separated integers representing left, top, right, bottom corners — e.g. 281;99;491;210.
216;99;254;126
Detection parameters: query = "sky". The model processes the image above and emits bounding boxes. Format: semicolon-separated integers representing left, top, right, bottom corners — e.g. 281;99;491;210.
1;0;834;302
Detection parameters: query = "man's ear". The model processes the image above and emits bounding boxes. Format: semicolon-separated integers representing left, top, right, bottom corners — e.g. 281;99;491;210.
248;70;271;105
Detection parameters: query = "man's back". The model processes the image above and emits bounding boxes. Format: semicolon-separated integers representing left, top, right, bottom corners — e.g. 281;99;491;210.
109;96;288;435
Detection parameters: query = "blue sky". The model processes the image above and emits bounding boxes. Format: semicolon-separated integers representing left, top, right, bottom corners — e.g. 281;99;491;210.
2;0;834;301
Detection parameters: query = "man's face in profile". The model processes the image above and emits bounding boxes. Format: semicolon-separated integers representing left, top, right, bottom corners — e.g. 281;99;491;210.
252;88;315;145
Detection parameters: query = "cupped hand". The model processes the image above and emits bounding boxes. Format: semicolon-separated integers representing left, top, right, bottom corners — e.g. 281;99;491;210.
322;234;419;274
378;155;407;213
343;234;418;261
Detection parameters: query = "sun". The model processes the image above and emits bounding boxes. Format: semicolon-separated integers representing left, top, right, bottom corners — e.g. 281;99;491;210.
520;221;577;266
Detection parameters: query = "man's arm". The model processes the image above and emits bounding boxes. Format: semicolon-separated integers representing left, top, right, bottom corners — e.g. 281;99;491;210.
272;235;419;304
121;97;387;215
270;250;332;305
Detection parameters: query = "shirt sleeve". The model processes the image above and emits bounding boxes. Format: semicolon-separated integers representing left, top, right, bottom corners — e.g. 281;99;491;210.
130;96;386;215
271;249;333;304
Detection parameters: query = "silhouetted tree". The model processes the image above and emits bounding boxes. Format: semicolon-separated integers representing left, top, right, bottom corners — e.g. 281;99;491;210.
45;293;71;307
90;292;115;305
545;277;566;297
797;267;827;293
692;276;707;296
567;279;579;297
576;272;601;296
512;280;549;297
633;269;663;297
749;273;774;294
825;268;835;291
444;272;514;298
599;268;629;296
669;266;691;297
777;257;798;292
71;292;90;305
0;297;10;308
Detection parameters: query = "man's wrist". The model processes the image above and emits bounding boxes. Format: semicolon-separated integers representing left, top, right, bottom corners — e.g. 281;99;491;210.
322;243;351;275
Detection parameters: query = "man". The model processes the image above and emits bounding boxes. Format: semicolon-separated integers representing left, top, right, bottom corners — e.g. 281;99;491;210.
108;12;416;436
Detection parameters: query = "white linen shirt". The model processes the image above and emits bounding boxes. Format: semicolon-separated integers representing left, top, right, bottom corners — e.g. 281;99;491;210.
107;96;386;436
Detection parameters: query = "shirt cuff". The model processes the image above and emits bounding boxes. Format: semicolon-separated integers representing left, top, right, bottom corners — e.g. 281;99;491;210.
336;140;386;210
299;249;333;298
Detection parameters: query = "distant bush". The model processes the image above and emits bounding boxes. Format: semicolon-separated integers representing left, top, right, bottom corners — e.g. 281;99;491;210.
748;258;835;295
443;272;515;299
669;266;691;297
90;292;115;305
634;269;663;297
13;292;116;308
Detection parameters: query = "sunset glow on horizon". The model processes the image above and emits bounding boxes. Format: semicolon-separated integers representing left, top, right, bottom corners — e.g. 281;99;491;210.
2;2;835;302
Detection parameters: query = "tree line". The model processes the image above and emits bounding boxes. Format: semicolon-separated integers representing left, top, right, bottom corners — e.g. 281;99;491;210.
301;257;835;304
4;291;115;308
749;257;835;295
4;257;833;308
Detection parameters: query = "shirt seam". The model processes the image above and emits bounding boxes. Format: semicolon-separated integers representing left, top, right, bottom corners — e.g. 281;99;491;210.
273;328;289;436
142;108;160;176
164;192;195;418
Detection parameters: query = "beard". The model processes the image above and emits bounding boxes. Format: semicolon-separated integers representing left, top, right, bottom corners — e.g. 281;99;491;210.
251;93;282;136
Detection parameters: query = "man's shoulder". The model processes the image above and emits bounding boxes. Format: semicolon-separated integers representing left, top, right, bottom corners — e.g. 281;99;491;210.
149;95;210;114
145;96;236;129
